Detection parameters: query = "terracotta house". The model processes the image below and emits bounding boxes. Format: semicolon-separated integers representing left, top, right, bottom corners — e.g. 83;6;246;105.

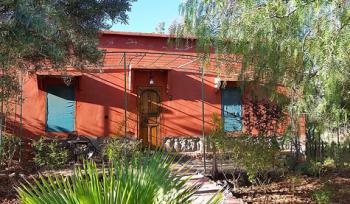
9;31;305;152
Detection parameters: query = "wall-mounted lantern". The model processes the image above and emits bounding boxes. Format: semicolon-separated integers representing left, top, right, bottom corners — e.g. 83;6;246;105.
149;72;154;85
214;77;221;89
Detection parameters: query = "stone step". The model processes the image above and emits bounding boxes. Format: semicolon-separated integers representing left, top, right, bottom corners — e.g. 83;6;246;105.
173;159;246;204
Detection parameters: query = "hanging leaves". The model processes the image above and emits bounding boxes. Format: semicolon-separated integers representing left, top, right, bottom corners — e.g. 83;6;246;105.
177;0;350;131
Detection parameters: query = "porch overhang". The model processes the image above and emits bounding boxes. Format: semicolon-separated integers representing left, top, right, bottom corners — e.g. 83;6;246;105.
131;67;172;71
214;74;254;90
35;70;83;77
34;70;82;90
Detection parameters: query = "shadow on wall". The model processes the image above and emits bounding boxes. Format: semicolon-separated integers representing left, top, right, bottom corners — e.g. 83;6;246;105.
36;73;136;137
241;82;290;136
243;101;288;136
7;70;290;140
30;69;222;138
161;70;222;136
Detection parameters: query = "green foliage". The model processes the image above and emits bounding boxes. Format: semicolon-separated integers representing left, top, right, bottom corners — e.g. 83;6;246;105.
207;114;283;184
0;133;21;168
0;0;135;96
297;160;324;177
102;138;141;162
207;113;226;178
307;136;350;168
0;74;20;101
229;135;282;184
328;143;350;168
17;151;222;204
178;0;350;145
208;113;225;148
32;138;69;169
322;157;335;168
287;174;304;196
312;185;335;204
155;21;166;34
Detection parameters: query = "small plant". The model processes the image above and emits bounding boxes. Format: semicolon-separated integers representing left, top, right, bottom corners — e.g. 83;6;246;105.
288;174;303;197
32;137;69;169
0;133;22;168
297;160;323;177
208;113;226;179
322;157;335;168
230;135;282;185
312;185;334;204
102;137;141;162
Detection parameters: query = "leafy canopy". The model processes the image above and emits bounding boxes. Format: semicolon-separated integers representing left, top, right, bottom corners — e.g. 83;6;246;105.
177;0;350;129
0;0;135;70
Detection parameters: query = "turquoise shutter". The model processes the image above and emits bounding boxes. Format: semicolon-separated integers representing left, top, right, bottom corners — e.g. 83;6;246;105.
46;86;75;132
221;88;242;131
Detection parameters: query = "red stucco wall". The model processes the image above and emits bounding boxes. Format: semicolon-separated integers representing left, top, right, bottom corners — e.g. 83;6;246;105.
9;32;303;141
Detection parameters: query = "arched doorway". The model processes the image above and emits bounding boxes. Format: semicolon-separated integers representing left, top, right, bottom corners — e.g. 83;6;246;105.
138;88;161;147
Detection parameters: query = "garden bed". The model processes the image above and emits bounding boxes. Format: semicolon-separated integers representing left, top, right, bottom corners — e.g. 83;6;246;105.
2;160;350;204
0;161;75;204
0;161;31;204
236;176;321;203
229;168;350;203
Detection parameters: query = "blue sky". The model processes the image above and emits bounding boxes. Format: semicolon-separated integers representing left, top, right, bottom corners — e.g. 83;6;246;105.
111;0;182;33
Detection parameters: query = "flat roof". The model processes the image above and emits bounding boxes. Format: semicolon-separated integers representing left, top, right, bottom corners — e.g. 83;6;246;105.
100;30;196;40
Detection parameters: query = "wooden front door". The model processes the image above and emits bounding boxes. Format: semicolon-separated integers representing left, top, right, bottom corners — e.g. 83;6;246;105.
138;89;160;147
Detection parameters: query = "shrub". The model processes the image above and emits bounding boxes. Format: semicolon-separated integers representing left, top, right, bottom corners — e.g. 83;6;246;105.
0;133;22;168
207;121;283;188
312;185;334;204
207;113;226;179
297;160;323;177
306;139;350;168
333;144;350;168
101;137;141;162
229;135;282;185
322;157;335;168
32;137;69;169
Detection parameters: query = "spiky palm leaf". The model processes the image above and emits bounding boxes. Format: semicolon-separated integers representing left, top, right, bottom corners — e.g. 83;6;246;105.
17;151;221;204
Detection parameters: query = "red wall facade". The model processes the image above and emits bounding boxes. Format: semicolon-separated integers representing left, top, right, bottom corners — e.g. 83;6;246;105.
11;32;304;142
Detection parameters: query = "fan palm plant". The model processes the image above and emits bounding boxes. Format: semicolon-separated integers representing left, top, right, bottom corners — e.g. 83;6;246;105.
17;151;222;204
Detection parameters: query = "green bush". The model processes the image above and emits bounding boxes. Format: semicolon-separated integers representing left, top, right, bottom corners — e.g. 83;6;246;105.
312;185;334;204
102;137;141;162
207;113;226;179
0;133;22;168
322;157;335;168
17;151;222;204
307;139;350;168
333;145;350;168
32;137;69;169
297;160;323;177
229;135;282;185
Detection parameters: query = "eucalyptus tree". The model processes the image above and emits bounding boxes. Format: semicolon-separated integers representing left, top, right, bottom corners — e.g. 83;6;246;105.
175;0;350;156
